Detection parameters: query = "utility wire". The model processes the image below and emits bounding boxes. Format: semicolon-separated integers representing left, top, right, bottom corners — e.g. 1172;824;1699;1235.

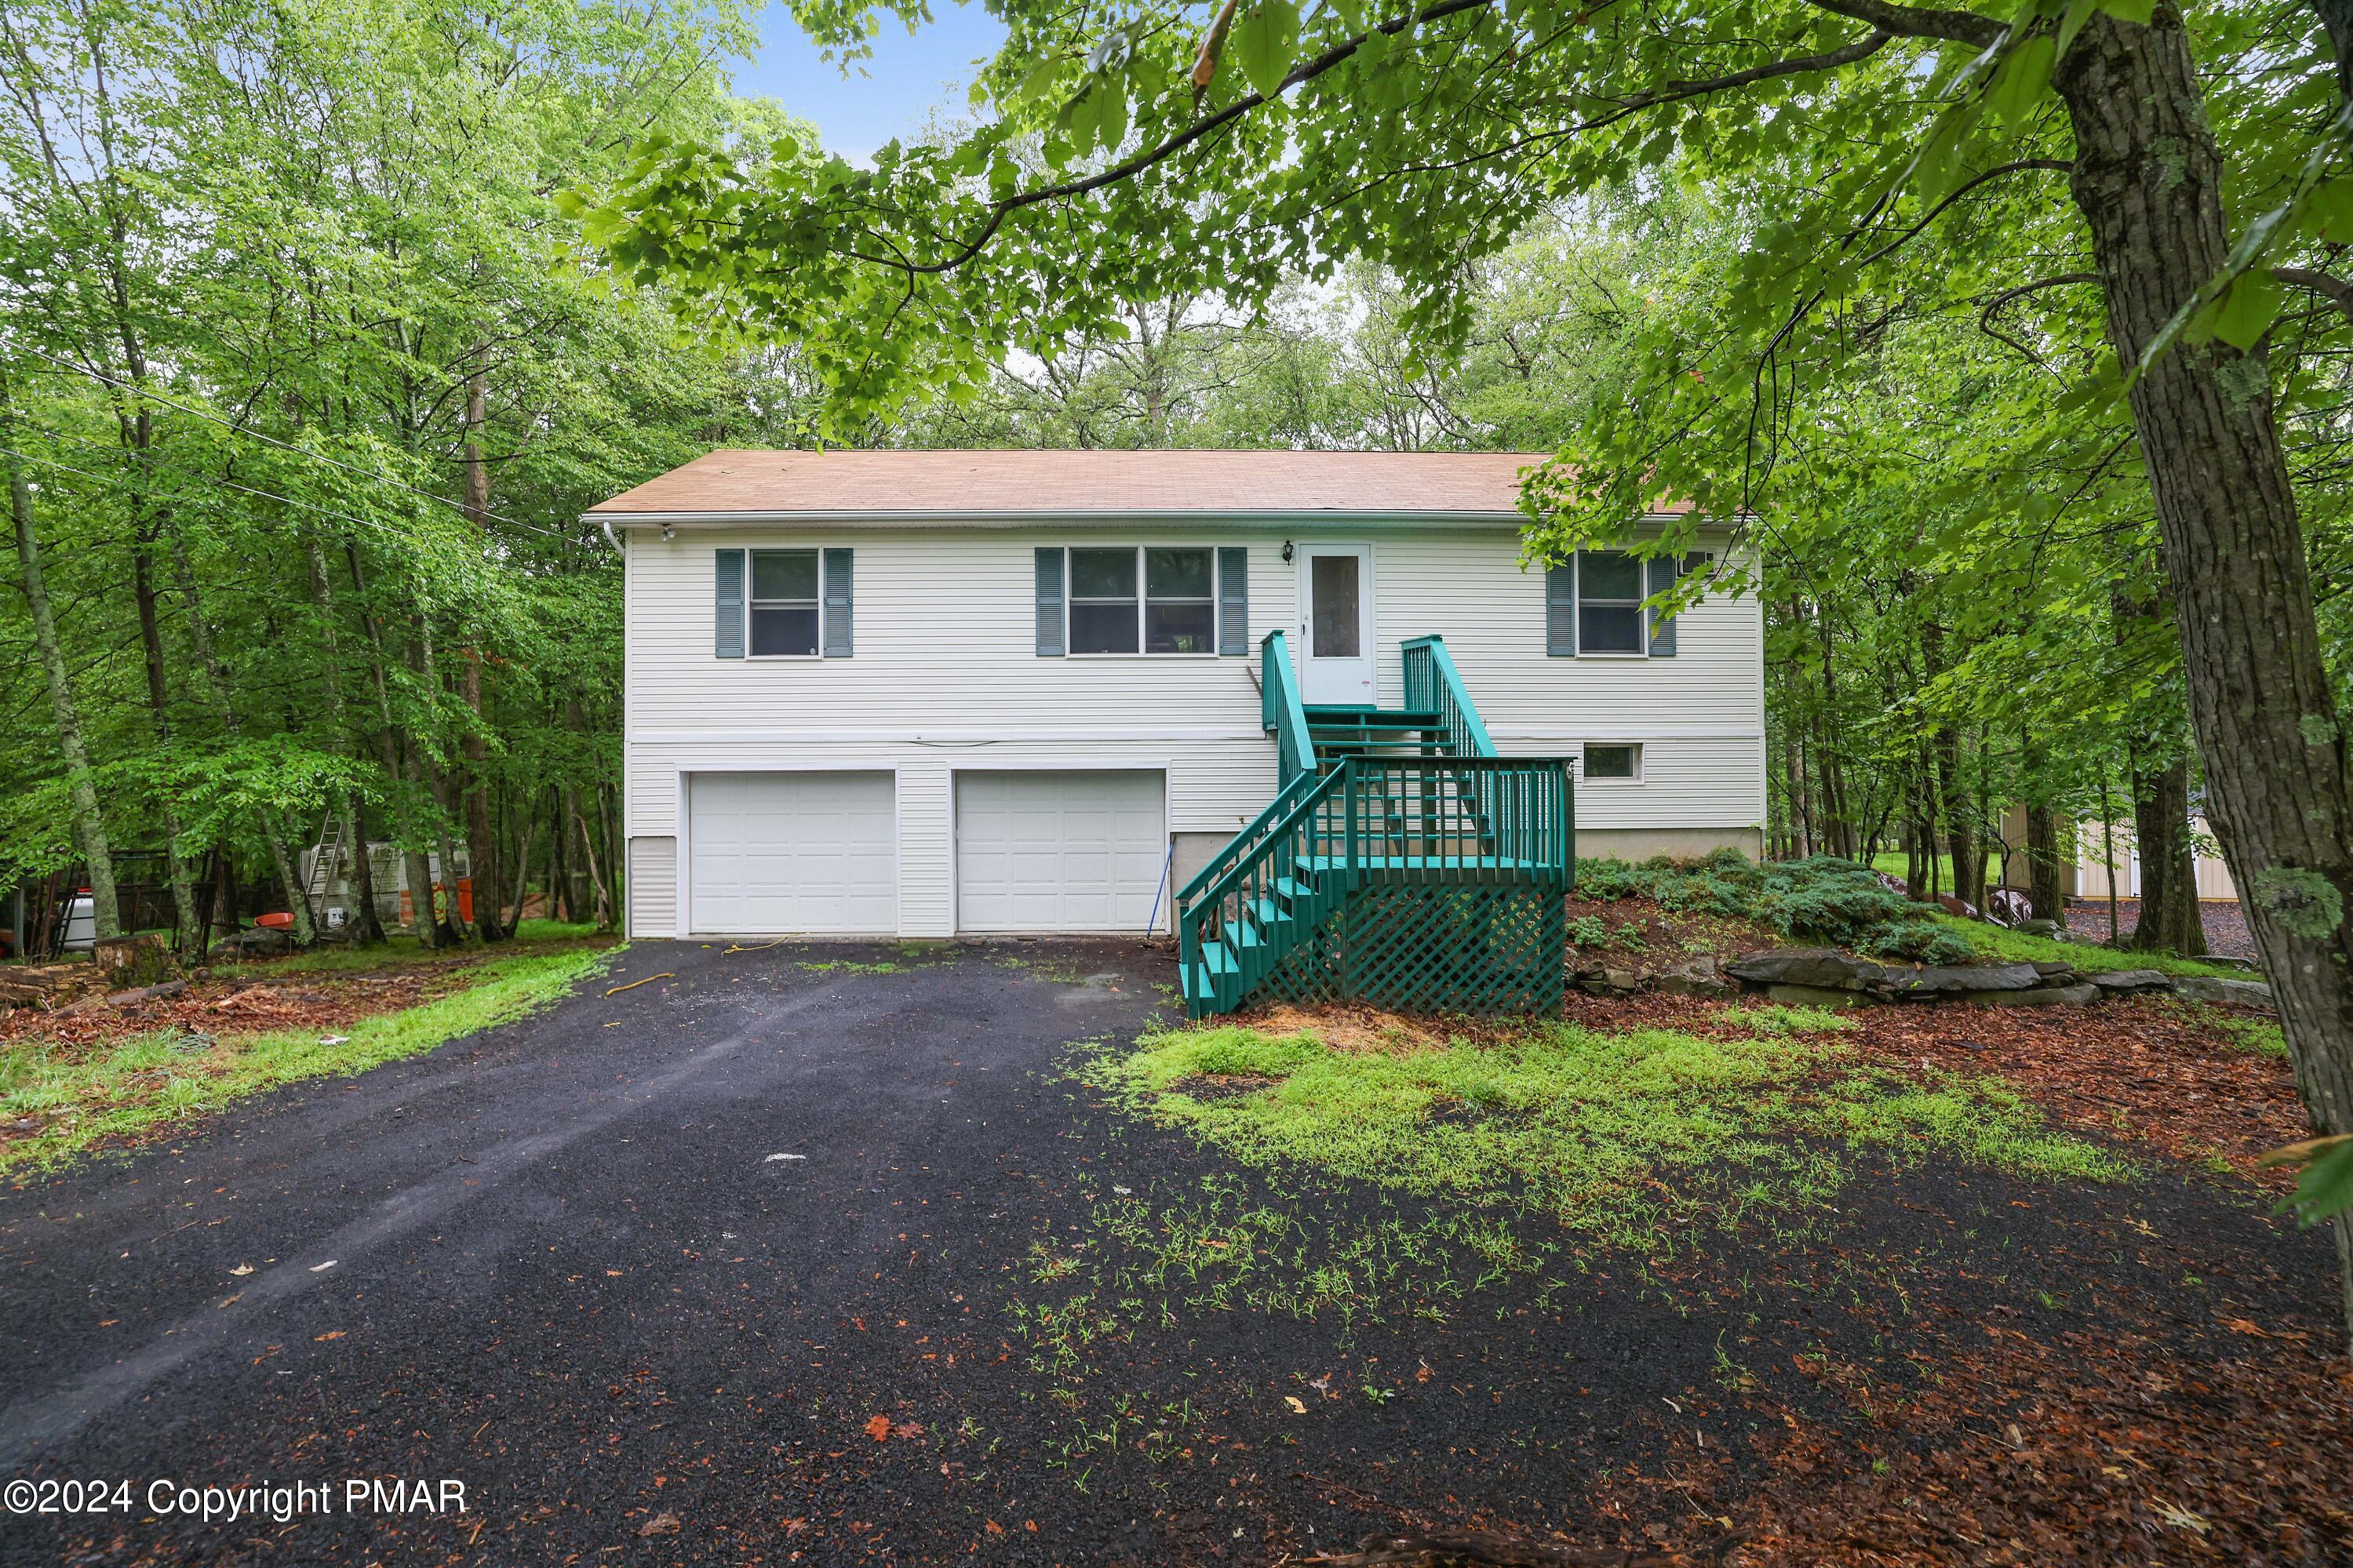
8;341;574;541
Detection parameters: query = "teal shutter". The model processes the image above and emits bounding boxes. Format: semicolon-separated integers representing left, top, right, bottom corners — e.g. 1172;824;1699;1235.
821;548;854;657
715;548;745;659
1217;547;1248;655
1035;547;1065;657
1648;555;1679;657
1545;560;1575;656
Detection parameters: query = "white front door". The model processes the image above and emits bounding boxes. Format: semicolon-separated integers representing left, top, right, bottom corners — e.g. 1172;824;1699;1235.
955;770;1167;932
1296;544;1375;705
687;771;898;933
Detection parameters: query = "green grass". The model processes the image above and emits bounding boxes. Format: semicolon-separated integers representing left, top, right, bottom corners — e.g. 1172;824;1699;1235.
1940;915;2250;978
1086;1017;2125;1251
0;943;619;1176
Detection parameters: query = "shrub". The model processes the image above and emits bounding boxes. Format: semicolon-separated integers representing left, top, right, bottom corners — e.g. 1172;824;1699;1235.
1573;849;1974;963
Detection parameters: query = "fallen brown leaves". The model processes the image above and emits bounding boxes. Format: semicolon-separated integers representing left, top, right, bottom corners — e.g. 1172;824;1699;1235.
1558;988;2306;1188
1837;998;2305;1187
0;970;445;1053
1736;1327;2353;1566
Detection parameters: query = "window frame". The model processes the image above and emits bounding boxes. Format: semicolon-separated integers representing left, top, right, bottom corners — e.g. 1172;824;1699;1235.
745;548;824;660
1062;545;1222;658
1575;550;1648;657
1580;742;1644;783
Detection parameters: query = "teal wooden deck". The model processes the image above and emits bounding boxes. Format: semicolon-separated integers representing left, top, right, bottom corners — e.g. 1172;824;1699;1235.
1176;632;1574;1018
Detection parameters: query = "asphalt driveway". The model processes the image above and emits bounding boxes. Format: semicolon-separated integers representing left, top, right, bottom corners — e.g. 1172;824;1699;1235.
2;940;2334;1567
0;940;1170;1566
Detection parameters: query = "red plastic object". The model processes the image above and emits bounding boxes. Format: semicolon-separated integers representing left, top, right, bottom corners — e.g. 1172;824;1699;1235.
255;911;294;930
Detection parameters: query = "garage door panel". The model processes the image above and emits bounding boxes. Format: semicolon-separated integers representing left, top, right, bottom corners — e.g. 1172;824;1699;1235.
956;770;1164;932
688;772;896;933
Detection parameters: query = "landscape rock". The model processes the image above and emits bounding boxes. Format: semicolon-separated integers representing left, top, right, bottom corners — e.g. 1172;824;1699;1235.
1957;983;2101;1006
1725;948;1885;991
2086;968;2174;996
2173;973;2275;1009
2016;918;2063;938
1651;957;1734;999
1873;962;2043;998
210;926;293;959
1575;966;1644;995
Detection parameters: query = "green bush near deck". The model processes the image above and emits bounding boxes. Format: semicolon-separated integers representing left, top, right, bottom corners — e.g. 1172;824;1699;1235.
1575;849;1975;963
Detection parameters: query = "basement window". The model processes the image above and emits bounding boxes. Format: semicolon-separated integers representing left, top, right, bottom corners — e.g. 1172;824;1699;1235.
1583;743;1641;781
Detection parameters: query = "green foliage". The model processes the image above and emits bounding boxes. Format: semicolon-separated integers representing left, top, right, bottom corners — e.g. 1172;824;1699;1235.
1579;850;1973;963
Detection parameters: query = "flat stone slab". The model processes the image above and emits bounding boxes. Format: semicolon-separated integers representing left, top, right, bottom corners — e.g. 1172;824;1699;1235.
2086;969;2174;995
2173;973;2275;1009
1724;948;2042;996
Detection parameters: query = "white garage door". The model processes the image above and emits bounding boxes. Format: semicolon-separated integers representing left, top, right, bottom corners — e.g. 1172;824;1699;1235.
687;772;896;933
956;770;1166;933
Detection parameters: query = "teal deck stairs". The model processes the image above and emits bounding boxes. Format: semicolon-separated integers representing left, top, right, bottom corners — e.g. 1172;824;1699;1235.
1178;632;1574;1018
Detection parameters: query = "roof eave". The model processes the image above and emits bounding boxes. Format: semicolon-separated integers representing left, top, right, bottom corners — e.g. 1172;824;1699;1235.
584;508;1698;529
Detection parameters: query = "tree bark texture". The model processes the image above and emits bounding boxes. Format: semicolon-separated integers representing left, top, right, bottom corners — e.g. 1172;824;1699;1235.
459;365;507;940
9;451;122;939
2056;5;2353;1339
2127;755;2207;955
2027;806;2068;924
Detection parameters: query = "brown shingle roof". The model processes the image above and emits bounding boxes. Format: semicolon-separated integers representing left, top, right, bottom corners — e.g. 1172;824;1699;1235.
588;449;1647;518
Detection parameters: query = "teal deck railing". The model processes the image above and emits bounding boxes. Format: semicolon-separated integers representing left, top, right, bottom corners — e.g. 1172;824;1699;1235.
1178;755;1572;1017
1262;628;1316;787
1401;635;1498;758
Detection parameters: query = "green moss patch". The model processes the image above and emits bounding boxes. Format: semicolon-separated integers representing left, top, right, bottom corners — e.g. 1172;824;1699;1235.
1084;1016;2125;1250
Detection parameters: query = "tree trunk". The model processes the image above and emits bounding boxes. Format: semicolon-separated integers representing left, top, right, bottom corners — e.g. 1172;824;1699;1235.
342;542;439;948
129;542;202;962
304;539;384;944
458;365;507;941
2027;806;2068;925
6;437;122;940
1937;730;1980;911
2127;754;2208;955
2058;7;2353;1339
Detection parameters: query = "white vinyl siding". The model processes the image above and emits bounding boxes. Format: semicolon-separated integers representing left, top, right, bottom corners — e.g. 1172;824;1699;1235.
686;772;896;933
622;521;1765;931
955;770;1166;932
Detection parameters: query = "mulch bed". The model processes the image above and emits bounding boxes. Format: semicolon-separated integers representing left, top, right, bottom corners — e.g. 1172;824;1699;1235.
0;969;451;1053
1732;1326;2353;1565
1560;989;2305;1189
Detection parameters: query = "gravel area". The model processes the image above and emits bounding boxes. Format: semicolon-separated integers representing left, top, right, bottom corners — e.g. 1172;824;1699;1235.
2061;897;2256;959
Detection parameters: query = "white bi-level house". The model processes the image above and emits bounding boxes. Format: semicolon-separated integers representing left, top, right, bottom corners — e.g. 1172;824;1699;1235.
596;449;1764;943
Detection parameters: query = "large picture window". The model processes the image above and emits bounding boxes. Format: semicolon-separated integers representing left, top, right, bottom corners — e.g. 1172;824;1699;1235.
1064;547;1218;655
749;549;820;657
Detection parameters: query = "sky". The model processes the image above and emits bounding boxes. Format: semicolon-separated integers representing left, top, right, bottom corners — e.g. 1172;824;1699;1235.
728;1;1007;160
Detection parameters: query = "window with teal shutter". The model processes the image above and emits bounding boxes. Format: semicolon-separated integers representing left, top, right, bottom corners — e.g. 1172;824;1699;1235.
1545;559;1575;656
1034;547;1065;656
821;548;854;657
714;548;745;659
